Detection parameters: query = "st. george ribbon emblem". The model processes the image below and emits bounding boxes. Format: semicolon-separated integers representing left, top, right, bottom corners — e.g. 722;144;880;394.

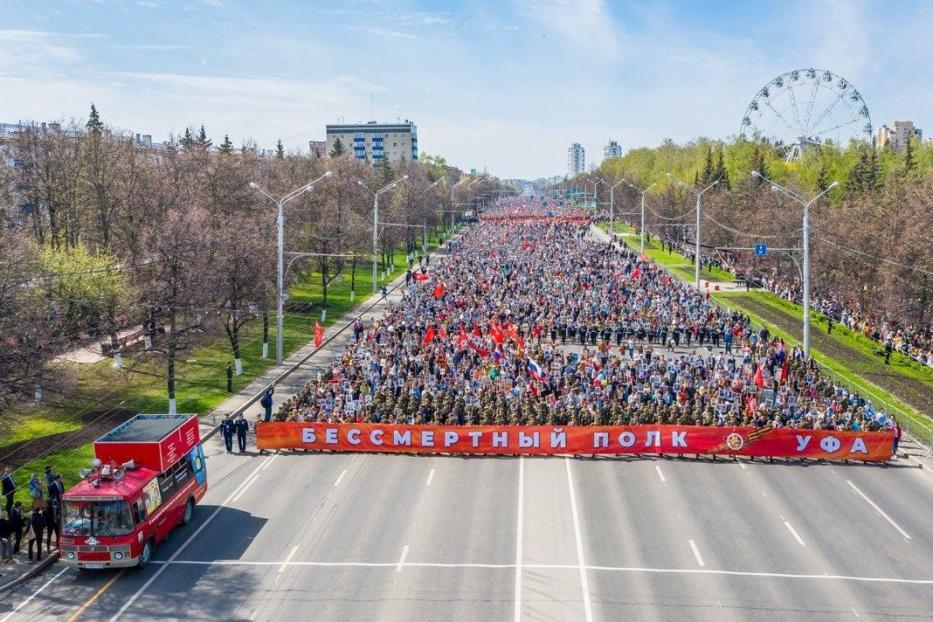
725;432;745;451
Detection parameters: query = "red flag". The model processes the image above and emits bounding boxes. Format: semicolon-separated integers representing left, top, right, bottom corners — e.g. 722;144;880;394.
457;327;469;349
472;324;482;338
423;326;436;344
630;267;641;280
489;323;505;345
413;271;429;282
753;364;765;388
314;321;324;348
507;324;525;349
780;358;790;385
433;283;445;299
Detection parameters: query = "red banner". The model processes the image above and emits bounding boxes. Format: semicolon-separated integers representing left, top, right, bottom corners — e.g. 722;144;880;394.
256;423;892;462
479;215;591;224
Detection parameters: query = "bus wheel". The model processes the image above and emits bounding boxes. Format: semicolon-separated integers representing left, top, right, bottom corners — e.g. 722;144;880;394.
182;498;194;525
138;539;153;568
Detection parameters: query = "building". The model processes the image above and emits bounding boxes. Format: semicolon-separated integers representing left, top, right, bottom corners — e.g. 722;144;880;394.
876;121;922;152
604;139;622;159
325;120;418;167
308;140;327;157
567;143;585;176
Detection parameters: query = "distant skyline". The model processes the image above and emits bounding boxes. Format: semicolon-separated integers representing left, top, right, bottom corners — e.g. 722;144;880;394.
1;0;931;179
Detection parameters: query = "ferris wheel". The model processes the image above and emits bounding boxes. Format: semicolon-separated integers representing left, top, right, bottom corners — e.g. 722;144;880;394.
739;68;872;161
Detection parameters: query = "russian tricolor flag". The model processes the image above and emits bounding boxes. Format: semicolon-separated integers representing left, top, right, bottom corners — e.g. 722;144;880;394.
527;358;544;381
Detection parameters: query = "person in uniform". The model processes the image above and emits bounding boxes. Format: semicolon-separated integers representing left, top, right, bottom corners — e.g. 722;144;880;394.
220;414;235;453
234;414;249;453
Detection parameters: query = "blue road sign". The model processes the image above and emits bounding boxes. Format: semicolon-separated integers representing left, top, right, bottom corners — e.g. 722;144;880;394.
754;243;768;256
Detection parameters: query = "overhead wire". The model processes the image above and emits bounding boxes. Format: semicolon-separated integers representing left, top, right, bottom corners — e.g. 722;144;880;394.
815;235;933;276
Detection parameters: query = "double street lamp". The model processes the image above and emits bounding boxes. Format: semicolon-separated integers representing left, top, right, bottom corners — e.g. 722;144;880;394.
667;173;719;290
250;171;333;365
618;177;658;254
359;176;408;294
752;171;838;357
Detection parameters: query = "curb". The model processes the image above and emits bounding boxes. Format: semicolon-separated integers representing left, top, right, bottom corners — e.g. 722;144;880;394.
0;550;59;595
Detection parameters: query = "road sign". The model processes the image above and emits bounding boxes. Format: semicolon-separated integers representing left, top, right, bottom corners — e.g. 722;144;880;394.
754;243;768;256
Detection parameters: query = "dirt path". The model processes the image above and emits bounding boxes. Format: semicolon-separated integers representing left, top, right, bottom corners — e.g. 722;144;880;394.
731;294;933;416
0;410;135;470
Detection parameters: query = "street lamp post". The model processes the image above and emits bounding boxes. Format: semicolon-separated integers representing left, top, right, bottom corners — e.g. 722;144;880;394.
668;173;719;290
752;171;838;357
619;178;658;253
359;176;408;294
250;171;332;365
607;179;626;236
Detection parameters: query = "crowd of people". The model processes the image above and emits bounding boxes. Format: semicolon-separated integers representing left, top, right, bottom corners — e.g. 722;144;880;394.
1;465;61;568
274;199;899;439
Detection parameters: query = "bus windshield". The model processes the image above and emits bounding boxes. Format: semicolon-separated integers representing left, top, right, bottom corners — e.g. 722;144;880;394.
62;500;135;537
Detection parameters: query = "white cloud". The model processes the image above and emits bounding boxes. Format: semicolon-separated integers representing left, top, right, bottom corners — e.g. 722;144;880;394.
513;0;623;59
345;25;416;39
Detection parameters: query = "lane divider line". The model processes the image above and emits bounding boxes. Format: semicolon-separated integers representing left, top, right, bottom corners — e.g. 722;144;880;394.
279;546;299;573
333;469;347;487
514;456;524;622
565;457;594;622
0;568;69;622
396;545;409;573
784;521;806;547
689;540;705;567
426;468;435;487
655;464;666;483
846;480;911;541
66;569;126;622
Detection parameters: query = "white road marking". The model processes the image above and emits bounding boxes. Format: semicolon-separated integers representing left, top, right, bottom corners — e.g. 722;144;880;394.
784;521;806;547
655;464;666;483
739;463;747;470
426;468;435;486
0;568;69;622
514;456;524;622
260;454;277;471
852;608;860;618
396;545;409;572
689;540;705;567
108;454;275;622
151;559;933;585
565;457;594;622
846;480;911;540
233;455;277;502
333;469;347;487
279;545;299;573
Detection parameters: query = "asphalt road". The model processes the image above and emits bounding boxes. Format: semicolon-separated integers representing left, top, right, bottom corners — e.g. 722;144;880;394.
2;435;932;621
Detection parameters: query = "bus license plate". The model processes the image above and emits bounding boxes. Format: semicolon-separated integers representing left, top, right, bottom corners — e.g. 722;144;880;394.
84;564;105;569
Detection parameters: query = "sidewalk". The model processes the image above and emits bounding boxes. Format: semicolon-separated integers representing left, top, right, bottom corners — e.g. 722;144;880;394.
197;234;462;438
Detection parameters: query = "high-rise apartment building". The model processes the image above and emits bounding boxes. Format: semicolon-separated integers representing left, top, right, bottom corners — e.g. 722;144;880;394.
325;120;418;166
604;139;622;158
876;121;922;152
568;143;585;175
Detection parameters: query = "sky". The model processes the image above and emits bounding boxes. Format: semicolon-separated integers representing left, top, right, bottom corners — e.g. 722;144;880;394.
2;0;931;179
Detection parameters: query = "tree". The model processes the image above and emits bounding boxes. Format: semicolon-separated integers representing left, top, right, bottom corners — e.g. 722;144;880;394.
219;134;234;154
380;156;395;187
196;125;211;149
751;144;768;184
180;127;195;150
275;139;285;159
816;157;830;192
713;148;730;190
905;136;917;173
86;103;104;135
329;138;345;158
701;145;714;185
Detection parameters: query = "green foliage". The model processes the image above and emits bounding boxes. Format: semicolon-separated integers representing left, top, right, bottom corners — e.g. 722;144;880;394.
419;153;448;181
36;243;130;338
380;155;395;186
180;127;194;150
329;138;345;158
196;124;211;149
219;134;234;154
275;139;285;159
86;103;103;135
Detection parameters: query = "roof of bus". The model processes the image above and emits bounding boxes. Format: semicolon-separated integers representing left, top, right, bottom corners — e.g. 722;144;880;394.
96;414;196;444
62;466;157;501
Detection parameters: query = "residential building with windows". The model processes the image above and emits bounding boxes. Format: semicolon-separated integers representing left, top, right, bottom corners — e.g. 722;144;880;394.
876;121;922;152
567;143;585;176
604;139;622;158
325;120;418;166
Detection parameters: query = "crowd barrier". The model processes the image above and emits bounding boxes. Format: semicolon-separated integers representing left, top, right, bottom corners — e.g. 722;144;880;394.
256;423;893;461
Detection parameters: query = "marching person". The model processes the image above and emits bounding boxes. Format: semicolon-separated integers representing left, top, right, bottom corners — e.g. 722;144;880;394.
27;473;43;509
220;414;235;453
235;414;250;453
260;388;275;423
46;474;63;549
10;500;24;554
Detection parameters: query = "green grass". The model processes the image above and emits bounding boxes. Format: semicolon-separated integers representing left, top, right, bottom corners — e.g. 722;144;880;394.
2;227;461;502
713;292;933;439
741;290;933;386
599;221;734;282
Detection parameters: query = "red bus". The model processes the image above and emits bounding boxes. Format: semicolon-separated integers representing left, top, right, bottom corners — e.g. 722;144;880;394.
59;414;207;569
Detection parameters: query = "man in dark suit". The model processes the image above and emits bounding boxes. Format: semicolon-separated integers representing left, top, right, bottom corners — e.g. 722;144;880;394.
220;414;235;453
234;414;249;453
10;501;24;554
2;467;14;515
